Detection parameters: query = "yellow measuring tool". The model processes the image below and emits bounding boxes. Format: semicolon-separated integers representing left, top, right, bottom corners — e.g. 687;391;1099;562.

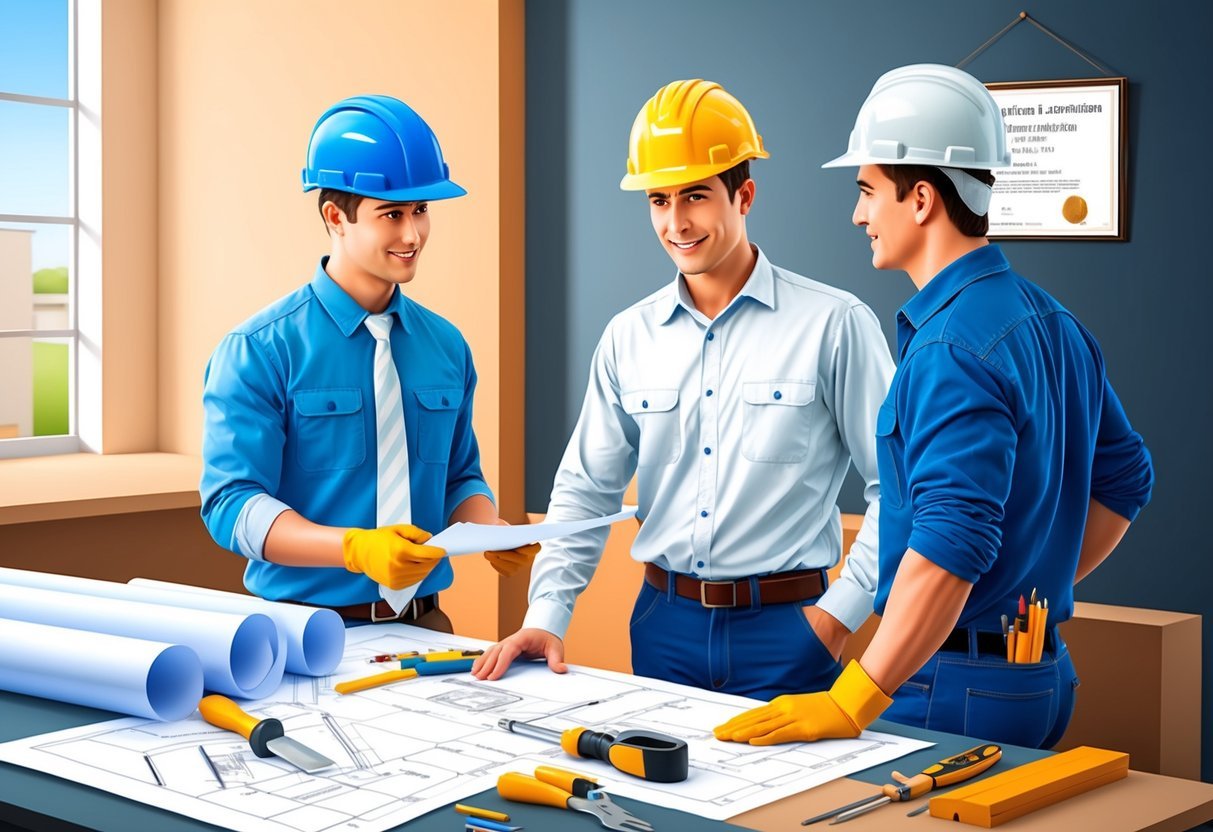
928;746;1128;826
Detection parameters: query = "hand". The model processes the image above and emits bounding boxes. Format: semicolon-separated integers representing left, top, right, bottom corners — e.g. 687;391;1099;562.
482;518;540;577
471;628;566;681
342;525;446;590
712;660;892;745
803;604;848;662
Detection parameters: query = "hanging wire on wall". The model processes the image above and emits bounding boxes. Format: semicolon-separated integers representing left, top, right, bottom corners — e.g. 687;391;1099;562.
957;11;1116;76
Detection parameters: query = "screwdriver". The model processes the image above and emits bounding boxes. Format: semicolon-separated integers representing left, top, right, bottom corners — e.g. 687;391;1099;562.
498;717;689;783
802;743;1002;825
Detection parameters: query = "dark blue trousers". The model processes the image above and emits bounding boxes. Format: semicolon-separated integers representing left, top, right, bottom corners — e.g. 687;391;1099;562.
882;626;1079;749
628;577;841;700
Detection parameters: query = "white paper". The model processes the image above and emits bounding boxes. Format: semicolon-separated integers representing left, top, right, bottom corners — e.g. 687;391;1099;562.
129;579;345;677
0;582;278;699
0;624;932;831
0;618;203;721
429;505;638;556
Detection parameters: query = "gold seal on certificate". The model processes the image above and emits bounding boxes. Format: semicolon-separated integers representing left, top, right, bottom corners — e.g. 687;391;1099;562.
1062;195;1089;224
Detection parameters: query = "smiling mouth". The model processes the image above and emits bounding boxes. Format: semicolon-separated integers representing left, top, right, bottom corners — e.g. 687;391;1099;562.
669;236;707;251
389;250;419;261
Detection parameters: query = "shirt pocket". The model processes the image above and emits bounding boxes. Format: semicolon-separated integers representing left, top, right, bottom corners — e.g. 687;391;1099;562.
875;403;903;509
620;389;681;467
293;388;366;472
414;387;463;464
741;380;814;463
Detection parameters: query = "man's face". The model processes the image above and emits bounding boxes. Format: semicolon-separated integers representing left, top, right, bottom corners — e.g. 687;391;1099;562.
647;174;751;275
336;197;431;285
852;164;919;271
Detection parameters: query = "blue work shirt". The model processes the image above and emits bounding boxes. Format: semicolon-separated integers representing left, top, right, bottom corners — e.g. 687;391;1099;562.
200;259;493;606
875;245;1152;629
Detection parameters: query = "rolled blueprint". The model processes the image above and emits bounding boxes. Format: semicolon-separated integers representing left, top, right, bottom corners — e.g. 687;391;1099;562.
0;618;203;721
0;583;278;699
129;579;344;676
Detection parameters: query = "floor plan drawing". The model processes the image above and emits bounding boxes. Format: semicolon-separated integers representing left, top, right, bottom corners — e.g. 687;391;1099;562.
0;624;932;830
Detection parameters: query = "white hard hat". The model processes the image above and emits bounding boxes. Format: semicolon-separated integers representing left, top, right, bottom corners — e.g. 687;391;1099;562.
822;64;1012;215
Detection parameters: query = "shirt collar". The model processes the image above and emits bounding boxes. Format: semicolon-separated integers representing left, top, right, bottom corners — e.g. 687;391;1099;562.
310;257;413;337
898;244;1011;333
658;244;776;325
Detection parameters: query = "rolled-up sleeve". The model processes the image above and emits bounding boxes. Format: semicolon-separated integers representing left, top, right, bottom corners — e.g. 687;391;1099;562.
523;327;638;638
1091;375;1153;520
443;341;495;523
900;343;1016;583
200;333;289;557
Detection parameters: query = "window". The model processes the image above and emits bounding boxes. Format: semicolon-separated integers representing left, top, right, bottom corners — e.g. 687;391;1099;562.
0;0;78;457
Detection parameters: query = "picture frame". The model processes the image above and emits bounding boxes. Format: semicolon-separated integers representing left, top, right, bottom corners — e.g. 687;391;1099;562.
985;77;1128;240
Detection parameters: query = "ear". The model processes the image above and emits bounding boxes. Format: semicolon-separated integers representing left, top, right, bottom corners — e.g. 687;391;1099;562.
911;181;937;226
736;179;756;216
321;200;348;236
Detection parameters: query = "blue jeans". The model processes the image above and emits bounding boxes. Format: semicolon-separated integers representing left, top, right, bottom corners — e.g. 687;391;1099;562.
628;578;841;700
882;627;1079;749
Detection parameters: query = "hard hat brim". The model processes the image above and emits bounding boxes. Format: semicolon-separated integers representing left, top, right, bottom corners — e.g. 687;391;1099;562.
302;178;468;202
619;155;768;192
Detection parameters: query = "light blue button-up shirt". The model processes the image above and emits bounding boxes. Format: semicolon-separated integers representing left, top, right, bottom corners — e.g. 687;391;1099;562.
524;247;895;637
200;259;493;606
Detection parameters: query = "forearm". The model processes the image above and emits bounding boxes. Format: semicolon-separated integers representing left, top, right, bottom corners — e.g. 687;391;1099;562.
447;494;498;526
859;550;973;695
1074;498;1131;584
262;510;347;567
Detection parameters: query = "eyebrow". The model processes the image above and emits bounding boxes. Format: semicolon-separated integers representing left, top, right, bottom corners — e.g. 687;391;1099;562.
649;184;713;199
856;179;874;191
376;202;413;211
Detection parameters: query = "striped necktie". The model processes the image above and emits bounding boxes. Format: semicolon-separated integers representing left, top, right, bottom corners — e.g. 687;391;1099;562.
363;313;412;529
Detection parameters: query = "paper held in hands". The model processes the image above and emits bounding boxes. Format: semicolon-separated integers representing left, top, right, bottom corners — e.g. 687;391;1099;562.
380;506;639;613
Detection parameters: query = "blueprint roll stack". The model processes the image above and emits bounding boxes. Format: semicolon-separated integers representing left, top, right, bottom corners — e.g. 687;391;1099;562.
0;618;203;721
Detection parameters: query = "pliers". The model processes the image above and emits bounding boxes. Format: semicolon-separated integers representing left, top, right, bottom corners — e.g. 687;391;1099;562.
497;765;654;831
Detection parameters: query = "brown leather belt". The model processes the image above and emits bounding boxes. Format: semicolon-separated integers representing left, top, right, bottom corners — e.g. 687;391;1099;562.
644;562;825;609
318;593;439;623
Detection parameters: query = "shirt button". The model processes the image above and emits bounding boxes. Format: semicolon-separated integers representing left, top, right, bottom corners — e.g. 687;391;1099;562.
700;510;708;518
773;391;782;400
697;560;705;568
705;389;713;397
703;447;711;455
642;400;648;409
326;401;336;411
706;332;715;341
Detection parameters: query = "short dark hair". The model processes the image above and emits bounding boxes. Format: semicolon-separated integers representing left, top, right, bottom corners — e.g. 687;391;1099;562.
717;160;751;202
318;188;365;230
878;165;996;237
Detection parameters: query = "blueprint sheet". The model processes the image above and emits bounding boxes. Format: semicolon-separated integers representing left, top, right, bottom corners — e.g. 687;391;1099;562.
0;624;932;831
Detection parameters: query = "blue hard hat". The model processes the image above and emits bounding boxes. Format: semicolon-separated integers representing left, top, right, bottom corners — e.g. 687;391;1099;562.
301;95;466;202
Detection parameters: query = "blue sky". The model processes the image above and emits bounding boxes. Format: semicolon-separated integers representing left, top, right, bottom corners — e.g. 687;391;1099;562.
1;0;70;273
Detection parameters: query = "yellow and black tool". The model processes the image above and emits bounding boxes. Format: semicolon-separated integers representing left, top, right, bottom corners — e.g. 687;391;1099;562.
498;717;688;783
802;743;1002;825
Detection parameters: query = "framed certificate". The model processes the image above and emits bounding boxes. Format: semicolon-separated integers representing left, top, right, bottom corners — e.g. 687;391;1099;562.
985;77;1128;240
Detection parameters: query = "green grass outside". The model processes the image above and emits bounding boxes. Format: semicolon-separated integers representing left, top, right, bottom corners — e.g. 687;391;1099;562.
33;342;69;436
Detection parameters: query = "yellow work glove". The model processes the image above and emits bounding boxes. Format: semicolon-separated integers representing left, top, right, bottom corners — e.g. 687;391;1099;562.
484;542;541;577
341;525;446;590
713;660;893;745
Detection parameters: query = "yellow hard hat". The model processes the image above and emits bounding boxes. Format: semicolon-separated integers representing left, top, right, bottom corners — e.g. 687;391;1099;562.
620;79;770;191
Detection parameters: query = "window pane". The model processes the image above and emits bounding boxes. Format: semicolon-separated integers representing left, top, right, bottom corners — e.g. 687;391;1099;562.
0;100;70;216
0;335;71;439
0;222;71;331
0;0;69;99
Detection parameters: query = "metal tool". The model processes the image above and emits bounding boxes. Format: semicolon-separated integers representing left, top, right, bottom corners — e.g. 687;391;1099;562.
802;743;1001;825
497;765;653;831
499;717;688;782
198;694;334;773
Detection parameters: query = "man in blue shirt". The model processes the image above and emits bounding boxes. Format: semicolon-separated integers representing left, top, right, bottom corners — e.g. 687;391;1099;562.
201;96;536;629
715;65;1152;748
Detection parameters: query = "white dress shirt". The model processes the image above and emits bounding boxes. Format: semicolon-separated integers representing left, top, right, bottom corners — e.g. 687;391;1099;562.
524;247;895;638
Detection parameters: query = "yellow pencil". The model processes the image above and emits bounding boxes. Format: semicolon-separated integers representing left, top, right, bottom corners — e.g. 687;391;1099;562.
334;667;418;695
1006;624;1017;663
455;804;511;823
1032;600;1049;662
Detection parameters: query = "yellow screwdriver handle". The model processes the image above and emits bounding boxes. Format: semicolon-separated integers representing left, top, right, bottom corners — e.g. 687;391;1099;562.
199;694;260;741
497;772;574;809
881;744;1003;800
534;764;599;796
334;668;418;695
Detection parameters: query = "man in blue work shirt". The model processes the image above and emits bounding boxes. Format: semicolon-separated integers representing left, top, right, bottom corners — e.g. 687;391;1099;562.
715;65;1152;748
473;80;895;699
201;96;536;630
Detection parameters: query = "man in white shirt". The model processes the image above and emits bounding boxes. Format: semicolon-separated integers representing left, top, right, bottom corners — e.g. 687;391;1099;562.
472;80;895;699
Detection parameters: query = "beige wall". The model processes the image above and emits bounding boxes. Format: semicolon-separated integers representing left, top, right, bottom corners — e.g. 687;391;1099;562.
0;230;34;438
153;0;525;638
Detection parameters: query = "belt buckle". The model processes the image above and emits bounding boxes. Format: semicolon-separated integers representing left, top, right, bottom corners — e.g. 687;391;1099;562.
370;601;405;623
699;580;738;609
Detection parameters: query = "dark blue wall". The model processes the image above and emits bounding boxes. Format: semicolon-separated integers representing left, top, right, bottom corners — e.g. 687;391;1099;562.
525;0;1213;780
